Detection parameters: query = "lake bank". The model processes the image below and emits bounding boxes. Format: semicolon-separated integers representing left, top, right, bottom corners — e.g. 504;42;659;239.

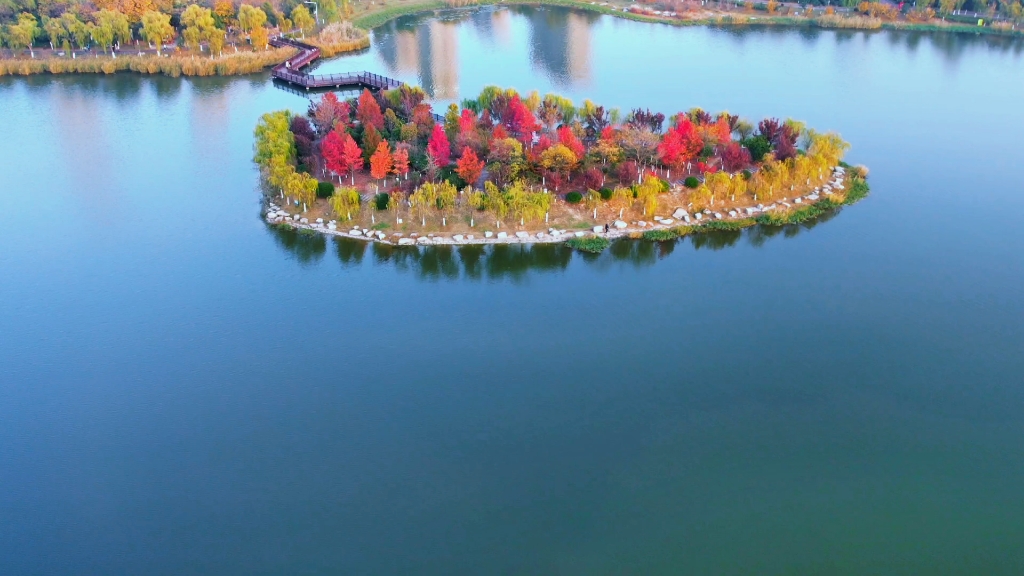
263;167;868;252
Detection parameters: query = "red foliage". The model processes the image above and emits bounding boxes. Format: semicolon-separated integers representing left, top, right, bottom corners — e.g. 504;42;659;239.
357;89;384;131
600;125;616;141
392;144;410;177
321;129;346;176
427;124;451;166
309;92;351;134
535;134;553;154
707;117;732;145
658;117;703;170
617;160;639;185
504;95;539;144
557;126;585;159
458;108;476;135
340;132;364;177
492;124;509;140
696;161;718;174
721;141;752;172
370;141;393;181
583;167;604;190
411;103;436;137
455;146;485;186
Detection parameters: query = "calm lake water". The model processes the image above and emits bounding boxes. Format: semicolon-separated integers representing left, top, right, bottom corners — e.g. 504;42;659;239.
3;7;1024;575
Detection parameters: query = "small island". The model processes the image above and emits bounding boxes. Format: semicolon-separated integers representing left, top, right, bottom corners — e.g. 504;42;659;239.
255;85;868;251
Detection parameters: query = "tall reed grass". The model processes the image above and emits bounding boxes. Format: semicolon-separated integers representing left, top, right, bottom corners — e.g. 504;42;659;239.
0;47;296;77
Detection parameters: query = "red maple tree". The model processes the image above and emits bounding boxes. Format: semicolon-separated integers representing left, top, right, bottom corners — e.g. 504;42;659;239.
392;145;410;179
321;129;346;177
557;126;585;159
458;108;476;135
427;124;451;166
658;117;703;172
339;132;364;184
455;146;485;186
356;89;384;131
370;141;394;182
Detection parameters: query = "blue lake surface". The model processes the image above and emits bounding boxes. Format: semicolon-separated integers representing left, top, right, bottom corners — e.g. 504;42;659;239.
2;7;1024;574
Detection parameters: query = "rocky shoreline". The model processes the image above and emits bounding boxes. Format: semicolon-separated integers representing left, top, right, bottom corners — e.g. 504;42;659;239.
264;166;850;247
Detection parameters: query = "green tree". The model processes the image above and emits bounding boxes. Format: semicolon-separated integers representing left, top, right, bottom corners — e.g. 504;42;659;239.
141;11;173;54
96;10;131;51
8;12;40;57
43;16;66;51
60;12;88;50
87;21;114;55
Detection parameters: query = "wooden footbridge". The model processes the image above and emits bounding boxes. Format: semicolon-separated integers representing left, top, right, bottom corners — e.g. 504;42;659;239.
269;37;402;91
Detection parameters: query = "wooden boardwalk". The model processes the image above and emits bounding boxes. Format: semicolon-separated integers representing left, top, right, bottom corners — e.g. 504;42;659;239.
269;37;403;91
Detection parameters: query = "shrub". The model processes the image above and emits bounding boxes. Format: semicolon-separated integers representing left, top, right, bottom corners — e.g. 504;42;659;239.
317;181;335;198
742;135;772;162
566;237;610;253
599;188;613;200
684;176;700;189
374;192;390;210
565;191;583;204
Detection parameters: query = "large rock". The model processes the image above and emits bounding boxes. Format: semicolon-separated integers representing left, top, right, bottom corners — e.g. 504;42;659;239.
300;218;309;224
497;232;508;239
453;234;465;242
614;220;627;229
316;218;324;224
728;210;738;217
398;238;414;245
484;231;494;238
350;229;363;236
516;231;529;239
593;226;603;233
416;236;431;244
672;208;687;219
575;231;586;238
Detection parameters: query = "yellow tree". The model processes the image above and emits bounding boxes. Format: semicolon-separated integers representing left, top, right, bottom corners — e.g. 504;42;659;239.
539;144;578;190
409;182;439;226
634;176;661;216
290;5;315;37
140;11;173;54
330;187;361;220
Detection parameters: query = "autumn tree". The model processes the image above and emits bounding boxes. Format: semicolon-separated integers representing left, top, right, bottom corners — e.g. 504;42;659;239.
321;129;346;178
369;141;394;185
8;13;40;56
361;123;382;163
391;145;410;180
455;146;485;186
427;124;451;167
330;187;361;220
309;92;350;134
487;137;525;186
556;125;585;160
356;89;384;131
340;132;364;185
290;5;315;36
141;10;173;54
539;144;578;189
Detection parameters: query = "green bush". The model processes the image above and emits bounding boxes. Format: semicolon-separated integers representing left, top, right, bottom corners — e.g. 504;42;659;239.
642;229;677;242
565;191;583;204
374;192;390;211
566;237;610;253
742;135;772;162
599;188;614;200
317;181;335;199
684;176;700;189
